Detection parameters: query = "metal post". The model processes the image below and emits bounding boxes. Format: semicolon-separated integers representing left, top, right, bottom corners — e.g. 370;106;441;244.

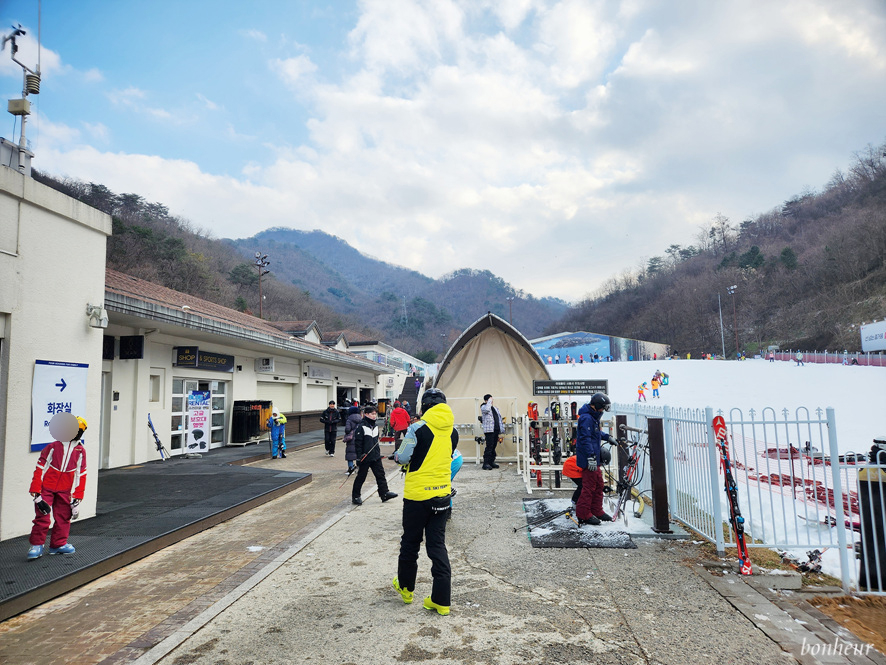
648;417;671;533
826;407;851;593
616;414;628;497
706;406;726;555
718;294;726;359
662;405;678;521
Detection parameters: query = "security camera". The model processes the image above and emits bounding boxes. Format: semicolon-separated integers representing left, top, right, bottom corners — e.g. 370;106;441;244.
86;304;109;329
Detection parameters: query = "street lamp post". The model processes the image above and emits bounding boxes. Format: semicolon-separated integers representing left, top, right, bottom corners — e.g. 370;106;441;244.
727;284;738;358
717;293;726;359
254;252;271;319
506;296;514;324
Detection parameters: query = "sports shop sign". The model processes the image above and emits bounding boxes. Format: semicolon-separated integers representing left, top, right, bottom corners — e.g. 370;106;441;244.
173;347;235;372
533;380;609;396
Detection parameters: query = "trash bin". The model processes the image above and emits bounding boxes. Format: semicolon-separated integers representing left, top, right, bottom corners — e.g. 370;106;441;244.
259;401;273;433
247;401;261;439
378;398;389;417
858;440;886;592
231;402;249;443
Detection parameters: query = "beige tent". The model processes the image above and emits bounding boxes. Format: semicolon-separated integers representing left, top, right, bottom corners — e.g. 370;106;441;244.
433;313;550;460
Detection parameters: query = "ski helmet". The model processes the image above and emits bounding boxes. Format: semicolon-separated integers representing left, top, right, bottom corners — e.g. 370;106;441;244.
589;393;611;412
73;416;88;441
420;388;447;413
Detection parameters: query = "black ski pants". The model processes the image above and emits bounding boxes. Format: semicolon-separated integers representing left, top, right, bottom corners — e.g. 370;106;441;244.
483;431;499;466
398;498;451;606
324;426;337;454
352;458;389;500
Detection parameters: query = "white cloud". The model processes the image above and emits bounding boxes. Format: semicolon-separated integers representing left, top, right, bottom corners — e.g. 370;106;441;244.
81;68;104;83
82;121;109;143
274;55;318;87
243;28;268;42
196;93;219;111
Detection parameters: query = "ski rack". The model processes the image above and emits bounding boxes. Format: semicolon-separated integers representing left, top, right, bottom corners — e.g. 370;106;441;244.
520;416;614;493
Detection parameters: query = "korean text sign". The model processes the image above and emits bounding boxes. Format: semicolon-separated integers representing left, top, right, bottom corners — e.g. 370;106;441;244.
31;360;88;452
187;390;211;452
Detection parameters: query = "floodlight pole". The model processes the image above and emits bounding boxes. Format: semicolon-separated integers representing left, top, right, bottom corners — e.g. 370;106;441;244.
506;296;514;324
254;252;271;319
727;285;738;358
718;293;726;359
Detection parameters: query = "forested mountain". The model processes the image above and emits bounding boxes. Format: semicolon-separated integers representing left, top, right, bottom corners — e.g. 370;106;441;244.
228;228;568;352
30;172;565;359
550;140;886;356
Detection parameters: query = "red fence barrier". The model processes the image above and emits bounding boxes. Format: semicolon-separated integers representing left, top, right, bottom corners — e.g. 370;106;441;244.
773;351;886;367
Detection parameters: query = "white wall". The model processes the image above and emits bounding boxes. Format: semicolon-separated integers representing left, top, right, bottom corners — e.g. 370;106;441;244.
0;168;111;540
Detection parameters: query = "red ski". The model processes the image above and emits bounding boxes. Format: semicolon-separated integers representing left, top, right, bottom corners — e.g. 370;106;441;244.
713;416;752;575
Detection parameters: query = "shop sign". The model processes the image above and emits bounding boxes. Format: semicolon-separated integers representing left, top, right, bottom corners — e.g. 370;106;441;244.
174;347;235;372
307;365;333;380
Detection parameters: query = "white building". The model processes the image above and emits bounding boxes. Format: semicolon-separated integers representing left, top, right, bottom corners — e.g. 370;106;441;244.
0;167;112;541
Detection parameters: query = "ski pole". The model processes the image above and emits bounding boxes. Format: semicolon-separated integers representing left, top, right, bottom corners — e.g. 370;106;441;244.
338;439;382;489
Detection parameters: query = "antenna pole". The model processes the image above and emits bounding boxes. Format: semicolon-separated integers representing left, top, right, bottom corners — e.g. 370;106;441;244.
38;0;42;75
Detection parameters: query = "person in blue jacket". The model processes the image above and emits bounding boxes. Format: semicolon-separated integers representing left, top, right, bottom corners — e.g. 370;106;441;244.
575;394;617;525
267;410;287;459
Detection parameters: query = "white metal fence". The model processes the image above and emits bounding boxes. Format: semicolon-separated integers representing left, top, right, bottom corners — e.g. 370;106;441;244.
610;402;885;595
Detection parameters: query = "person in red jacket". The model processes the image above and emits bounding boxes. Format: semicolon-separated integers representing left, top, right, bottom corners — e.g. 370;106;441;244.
388;401;411;460
28;415;88;560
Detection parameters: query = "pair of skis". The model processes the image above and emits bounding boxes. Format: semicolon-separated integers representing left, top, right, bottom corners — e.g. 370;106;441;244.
712;416;753;576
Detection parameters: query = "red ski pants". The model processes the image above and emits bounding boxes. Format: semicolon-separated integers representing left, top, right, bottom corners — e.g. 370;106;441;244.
29;488;73;548
576;467;604;520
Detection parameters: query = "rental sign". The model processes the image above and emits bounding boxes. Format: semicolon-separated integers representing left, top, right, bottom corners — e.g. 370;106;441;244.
860;321;886;353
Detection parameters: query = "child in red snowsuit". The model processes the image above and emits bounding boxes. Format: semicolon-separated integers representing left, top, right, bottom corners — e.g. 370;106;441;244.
28;416;88;560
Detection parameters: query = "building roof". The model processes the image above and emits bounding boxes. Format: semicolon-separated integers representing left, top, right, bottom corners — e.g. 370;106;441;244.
104;269;390;372
337;329;380;345
267;320;321;335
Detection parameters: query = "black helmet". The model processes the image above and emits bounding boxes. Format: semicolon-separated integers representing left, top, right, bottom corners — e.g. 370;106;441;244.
421;388;447;412
590;393;611;412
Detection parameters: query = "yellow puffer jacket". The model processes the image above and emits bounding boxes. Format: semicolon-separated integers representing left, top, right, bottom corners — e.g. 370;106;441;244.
403;403;456;501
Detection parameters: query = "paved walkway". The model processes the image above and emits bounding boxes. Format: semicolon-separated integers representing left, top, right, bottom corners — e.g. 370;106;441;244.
2;440;883;665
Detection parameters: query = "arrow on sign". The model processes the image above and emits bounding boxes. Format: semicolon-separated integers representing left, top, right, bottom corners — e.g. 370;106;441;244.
56;378;67;392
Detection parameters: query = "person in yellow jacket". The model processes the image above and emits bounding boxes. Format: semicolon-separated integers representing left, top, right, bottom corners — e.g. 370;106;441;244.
392;388;459;616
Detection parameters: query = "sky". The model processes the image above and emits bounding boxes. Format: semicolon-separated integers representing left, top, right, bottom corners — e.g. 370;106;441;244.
2;1;884;301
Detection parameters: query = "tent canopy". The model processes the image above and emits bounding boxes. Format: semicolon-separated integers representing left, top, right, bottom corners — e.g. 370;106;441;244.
434;313;550;458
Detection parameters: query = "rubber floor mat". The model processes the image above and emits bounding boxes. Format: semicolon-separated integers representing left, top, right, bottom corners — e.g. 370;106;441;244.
521;498;637;549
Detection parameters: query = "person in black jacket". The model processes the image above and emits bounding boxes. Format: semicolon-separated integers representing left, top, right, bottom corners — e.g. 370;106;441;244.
320;401;340;457
351;405;398;506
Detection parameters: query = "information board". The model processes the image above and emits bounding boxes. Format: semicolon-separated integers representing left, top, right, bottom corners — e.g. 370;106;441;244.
186;390;211;453
31;360;89;452
532;379;609;395
861;321;886;353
